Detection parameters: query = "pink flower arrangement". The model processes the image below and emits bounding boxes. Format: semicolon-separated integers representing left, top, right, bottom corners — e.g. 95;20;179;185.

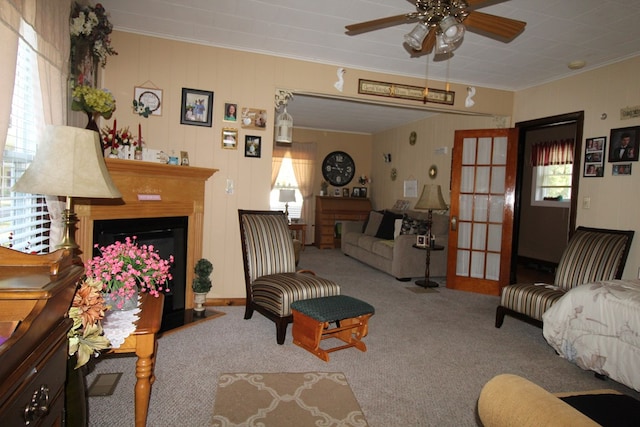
85;237;173;308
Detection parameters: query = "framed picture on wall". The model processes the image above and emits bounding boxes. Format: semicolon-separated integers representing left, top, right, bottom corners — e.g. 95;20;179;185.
244;135;261;158
180;88;213;127
608;126;639;162
583;136;605;177
224;102;237;122
221;128;238;149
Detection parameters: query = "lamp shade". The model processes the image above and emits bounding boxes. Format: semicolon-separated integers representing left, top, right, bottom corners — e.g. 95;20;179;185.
12;125;121;199
279;189;296;203
414;184;447;211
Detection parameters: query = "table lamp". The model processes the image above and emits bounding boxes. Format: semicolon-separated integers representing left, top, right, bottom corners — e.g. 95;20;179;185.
278;189;296;223
413;184;448;288
12;125;122;252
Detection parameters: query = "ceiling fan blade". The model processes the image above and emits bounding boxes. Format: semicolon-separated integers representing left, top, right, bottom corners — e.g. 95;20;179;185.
465;0;511;11
464;10;526;42
346;14;413;34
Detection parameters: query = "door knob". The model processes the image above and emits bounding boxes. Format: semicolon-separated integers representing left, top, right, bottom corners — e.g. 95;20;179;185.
450;216;458;231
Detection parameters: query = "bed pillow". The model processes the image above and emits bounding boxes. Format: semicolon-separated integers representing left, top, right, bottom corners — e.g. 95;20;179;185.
375;211;403;240
363;211;384;236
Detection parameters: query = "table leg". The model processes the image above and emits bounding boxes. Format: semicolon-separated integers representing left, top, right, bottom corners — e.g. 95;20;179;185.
134;335;156;427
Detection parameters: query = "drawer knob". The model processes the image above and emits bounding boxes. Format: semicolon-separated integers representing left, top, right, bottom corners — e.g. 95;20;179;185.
23;385;50;425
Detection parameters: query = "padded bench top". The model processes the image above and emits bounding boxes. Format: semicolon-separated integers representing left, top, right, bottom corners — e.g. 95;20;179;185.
291;295;375;322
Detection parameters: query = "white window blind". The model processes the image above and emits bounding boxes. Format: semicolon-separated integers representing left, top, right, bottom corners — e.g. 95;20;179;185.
0;22;50;253
270;157;303;219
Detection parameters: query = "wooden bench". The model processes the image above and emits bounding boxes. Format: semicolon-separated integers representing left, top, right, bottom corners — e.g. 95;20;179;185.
291;295;374;361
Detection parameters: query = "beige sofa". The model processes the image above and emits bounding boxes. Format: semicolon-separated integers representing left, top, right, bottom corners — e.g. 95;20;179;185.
341;210;449;281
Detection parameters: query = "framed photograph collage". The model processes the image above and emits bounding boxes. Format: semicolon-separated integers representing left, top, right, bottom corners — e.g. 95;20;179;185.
586;125;639;177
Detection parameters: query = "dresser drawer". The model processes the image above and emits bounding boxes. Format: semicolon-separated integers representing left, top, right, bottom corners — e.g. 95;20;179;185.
1;333;67;426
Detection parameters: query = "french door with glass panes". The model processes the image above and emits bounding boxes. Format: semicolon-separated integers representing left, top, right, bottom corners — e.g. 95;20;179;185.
446;128;518;296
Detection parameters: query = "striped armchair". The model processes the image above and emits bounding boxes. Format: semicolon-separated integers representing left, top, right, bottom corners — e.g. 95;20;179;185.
238;210;340;344
496;226;634;328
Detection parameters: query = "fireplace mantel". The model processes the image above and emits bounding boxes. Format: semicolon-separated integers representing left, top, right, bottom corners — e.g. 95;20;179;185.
75;158;217;308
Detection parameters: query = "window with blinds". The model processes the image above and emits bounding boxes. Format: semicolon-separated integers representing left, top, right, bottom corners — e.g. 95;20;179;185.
0;23;50;253
269;157;303;219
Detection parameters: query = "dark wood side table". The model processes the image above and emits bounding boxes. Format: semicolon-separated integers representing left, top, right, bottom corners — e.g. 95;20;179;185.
412;244;445;288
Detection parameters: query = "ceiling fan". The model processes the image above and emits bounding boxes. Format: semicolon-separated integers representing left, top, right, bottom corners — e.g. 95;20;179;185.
345;0;526;56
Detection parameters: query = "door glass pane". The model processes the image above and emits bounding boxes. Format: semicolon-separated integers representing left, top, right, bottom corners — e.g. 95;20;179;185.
475;167;490;193
477;137;492;164
461;166;475;192
488;195;504;223
456;250;470;276
487;224;502;251
462;138;477;164
458;221;471;249
492;137;507;165
472;223;487;250
491;166;505;194
471;251;485;278
460;194;473;221
486;253;500;280
473;195;488;221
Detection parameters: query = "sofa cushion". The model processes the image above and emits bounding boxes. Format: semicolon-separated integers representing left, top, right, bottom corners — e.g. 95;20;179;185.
358;235;380;252
363;211;384;236
375;211;403;240
372;240;394;259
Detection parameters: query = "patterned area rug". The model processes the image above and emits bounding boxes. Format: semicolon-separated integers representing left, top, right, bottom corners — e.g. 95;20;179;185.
211;372;368;427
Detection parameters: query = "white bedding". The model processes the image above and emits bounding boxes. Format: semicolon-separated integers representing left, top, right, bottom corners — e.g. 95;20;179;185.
542;279;640;392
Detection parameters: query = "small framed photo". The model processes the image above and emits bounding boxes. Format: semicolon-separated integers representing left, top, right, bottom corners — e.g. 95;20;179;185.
134;86;163;116
351;187;360;197
180;151;189;166
244;135;261;158
240;107;267;130
608;126;639;162
584;136;606;177
342;188;350;197
181;88;213;127
221;128;238;149
224;102;237;122
359;187;368;198
612;163;632;176
416;235;427;247
333;188;341;197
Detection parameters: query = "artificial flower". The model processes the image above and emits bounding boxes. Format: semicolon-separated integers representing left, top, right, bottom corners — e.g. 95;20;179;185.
85;236;173;309
70;2;118;68
101;125;142;151
67;277;111;369
72;85;116;119
358;175;371;185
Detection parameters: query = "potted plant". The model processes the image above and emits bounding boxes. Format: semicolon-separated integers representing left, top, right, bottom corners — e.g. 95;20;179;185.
192;258;213;314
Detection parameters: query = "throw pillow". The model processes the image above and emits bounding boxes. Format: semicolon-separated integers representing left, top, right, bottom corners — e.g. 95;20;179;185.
363;211;384;236
375;210;403;240
400;214;429;235
559;393;640;427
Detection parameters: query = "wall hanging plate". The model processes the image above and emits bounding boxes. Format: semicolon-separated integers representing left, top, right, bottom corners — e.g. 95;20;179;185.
409;131;417;145
390;167;398;181
429;165;438;179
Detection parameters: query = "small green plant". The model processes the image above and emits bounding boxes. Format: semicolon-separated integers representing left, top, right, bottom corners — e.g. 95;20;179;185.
192;258;213;293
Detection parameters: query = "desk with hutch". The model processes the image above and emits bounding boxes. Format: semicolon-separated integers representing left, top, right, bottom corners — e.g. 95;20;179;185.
0;248;83;426
314;196;372;249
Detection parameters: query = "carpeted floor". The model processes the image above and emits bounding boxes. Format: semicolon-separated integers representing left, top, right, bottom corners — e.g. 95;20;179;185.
86;247;640;426
211;372;368;427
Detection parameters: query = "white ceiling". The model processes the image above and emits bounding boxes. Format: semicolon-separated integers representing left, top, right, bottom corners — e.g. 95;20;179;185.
98;0;640;134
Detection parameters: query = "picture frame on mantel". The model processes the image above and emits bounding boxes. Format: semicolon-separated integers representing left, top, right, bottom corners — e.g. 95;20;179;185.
180;88;213;127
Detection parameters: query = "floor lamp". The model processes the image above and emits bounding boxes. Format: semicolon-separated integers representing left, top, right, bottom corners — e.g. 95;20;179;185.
279;189;296;223
12;126;122;254
413;184;448;288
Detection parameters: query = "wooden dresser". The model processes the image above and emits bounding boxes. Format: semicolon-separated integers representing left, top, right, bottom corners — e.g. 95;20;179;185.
0;248;82;426
314;196;372;249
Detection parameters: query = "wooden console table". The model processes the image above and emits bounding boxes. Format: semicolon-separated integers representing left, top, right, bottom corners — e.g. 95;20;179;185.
108;293;164;427
314;197;372;249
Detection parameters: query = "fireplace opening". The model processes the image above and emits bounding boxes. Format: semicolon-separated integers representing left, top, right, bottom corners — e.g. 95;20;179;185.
93;216;188;332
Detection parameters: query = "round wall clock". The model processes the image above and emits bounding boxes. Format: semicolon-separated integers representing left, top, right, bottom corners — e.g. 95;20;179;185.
322;151;355;187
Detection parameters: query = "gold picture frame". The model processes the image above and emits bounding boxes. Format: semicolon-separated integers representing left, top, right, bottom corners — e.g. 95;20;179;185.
221;128;238;149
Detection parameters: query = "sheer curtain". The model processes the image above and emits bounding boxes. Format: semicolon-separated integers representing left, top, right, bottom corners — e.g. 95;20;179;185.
290;143;317;234
272;144;287;187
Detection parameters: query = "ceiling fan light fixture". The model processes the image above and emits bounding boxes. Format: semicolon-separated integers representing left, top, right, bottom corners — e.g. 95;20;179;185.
439;15;465;44
404;21;430;50
434;32;455;54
